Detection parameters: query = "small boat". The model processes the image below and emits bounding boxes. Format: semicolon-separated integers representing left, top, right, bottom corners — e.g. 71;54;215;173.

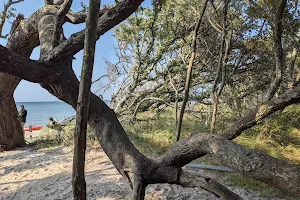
24;125;43;131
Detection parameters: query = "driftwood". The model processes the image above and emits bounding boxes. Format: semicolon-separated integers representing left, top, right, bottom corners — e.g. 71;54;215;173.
47;116;75;141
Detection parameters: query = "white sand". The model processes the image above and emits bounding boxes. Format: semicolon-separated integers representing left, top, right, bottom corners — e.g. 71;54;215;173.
0;146;292;200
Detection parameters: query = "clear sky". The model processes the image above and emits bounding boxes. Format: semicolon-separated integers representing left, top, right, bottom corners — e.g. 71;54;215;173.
0;0;150;102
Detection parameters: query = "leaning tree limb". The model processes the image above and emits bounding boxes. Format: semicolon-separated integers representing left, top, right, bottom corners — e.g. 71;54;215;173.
161;133;300;196
176;0;209;141
132;97;174;121
72;0;100;199
223;85;300;140
0;45;59;83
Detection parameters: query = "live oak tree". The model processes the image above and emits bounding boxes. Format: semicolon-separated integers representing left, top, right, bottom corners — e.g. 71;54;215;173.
0;0;300;199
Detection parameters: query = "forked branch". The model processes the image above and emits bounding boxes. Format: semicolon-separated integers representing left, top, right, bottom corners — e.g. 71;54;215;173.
43;0;144;62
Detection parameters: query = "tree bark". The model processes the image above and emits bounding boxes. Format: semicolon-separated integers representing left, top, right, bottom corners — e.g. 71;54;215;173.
0;14;39;150
163;133;300;196
72;0;100;199
180;171;242;200
210;95;218;134
0;82;23;151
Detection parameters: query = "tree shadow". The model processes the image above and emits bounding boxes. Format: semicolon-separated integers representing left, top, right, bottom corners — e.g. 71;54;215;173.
1;170;131;200
0;146;69;178
0;146;131;199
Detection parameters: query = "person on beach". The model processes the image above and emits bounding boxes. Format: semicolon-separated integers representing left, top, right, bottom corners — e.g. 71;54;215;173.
18;105;27;134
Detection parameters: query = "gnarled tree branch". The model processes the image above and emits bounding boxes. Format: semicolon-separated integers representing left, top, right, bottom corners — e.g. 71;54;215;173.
43;0;143;62
0;45;59;83
161;133;300;196
223;85;300;140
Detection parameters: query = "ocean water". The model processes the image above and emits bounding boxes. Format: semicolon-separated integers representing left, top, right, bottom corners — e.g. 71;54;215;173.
16;101;111;126
16;101;76;126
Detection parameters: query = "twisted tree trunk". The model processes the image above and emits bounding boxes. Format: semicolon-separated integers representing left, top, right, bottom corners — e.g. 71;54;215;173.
0;14;39;150
0;78;23;151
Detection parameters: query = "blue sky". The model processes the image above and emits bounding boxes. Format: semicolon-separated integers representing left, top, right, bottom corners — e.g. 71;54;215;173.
0;0;150;102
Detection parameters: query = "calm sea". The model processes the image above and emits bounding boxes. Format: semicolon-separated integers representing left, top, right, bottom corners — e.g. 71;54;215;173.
16;101;109;126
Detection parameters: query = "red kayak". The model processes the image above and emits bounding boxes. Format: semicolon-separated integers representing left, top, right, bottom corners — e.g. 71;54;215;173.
24;126;43;131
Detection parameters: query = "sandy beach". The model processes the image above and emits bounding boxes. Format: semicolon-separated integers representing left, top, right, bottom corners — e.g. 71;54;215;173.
0;142;293;200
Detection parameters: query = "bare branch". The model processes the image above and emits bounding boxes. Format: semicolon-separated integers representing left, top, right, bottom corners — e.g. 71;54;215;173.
92;74;109;84
175;0;209;141
52;0;73;47
132;97;174;121
43;0;144;63
0;0;24;38
224;85;300;140
210;0;230;134
207;18;222;33
66;6;113;24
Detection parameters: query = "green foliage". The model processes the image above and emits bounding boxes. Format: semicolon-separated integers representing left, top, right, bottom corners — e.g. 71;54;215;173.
107;0;300;118
33;120;98;149
123;109;209;157
235;105;300;164
34;139;59;150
